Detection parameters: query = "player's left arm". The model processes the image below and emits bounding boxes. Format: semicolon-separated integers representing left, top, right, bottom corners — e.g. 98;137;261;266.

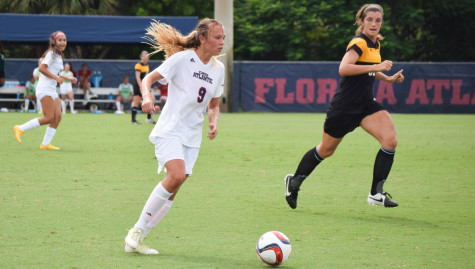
60;74;77;84
376;69;404;84
207;97;220;140
141;70;163;114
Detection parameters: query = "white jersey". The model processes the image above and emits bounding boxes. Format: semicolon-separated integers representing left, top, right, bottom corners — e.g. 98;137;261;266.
36;51;63;94
149;49;225;148
59;70;73;93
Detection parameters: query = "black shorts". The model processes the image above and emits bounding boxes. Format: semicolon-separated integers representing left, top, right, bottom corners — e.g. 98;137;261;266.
133;84;141;97
323;100;385;138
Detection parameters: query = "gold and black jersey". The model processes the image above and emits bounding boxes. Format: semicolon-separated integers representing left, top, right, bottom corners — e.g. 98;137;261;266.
329;33;381;114
134;62;149;86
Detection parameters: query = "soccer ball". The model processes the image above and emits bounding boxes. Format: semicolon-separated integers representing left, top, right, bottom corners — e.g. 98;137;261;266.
256;231;291;266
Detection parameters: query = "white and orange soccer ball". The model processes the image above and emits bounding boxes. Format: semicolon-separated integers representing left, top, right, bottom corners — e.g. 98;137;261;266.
256;231;291;266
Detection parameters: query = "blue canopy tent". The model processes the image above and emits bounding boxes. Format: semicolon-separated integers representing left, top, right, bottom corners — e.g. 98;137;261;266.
0;13;198;43
1;14;198;87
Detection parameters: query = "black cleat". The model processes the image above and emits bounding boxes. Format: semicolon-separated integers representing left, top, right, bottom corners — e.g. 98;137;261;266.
367;192;398;207
284;174;306;209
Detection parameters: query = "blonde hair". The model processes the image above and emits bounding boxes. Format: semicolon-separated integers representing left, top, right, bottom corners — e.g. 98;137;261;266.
355;4;384;41
144;18;223;59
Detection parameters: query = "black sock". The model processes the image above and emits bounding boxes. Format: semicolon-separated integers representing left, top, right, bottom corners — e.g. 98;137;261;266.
294;147;324;177
371;147;395;195
132;107;138;121
147;113;151;119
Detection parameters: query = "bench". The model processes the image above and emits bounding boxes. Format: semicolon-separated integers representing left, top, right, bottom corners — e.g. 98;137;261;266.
0;86;161;112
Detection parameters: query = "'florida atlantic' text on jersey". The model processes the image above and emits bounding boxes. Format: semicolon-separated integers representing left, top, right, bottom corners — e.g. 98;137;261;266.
150;49;225;147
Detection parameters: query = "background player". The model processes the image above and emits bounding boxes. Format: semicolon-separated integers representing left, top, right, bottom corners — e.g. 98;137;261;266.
59;62;77;114
284;4;404;209
13;31;77;150
131;50;156;124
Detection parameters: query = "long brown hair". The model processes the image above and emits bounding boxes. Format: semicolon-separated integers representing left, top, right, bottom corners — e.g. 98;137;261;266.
143;18;223;59
355;4;384;41
41;31;65;59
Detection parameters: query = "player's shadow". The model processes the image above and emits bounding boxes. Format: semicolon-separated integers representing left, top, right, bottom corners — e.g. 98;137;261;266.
157;252;298;268
294;208;441;229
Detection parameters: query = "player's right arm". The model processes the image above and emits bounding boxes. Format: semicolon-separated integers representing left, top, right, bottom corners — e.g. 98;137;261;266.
141;71;164;113
39;64;63;84
339;49;393;77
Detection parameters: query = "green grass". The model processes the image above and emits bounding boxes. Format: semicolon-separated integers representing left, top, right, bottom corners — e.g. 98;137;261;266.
1;112;474;268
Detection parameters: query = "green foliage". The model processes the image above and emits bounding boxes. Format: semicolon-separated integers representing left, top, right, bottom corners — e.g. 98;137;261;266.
0;112;474;268
1;0;474;61
2;0;120;15
234;0;475;61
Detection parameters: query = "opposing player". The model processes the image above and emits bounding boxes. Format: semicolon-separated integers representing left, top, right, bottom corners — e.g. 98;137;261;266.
284;4;404;209
13;31;77;150
124;18;225;254
131;50;156;124
59;62;77;114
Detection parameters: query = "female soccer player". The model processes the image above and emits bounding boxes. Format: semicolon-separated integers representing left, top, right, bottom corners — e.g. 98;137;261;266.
284;4;404;209
124;18;225;255
13;31;77;150
131;50;156;124
59;62;77;114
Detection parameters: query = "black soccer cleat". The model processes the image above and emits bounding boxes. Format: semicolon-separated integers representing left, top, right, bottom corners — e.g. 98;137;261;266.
367;192;398;207
284;174;306;209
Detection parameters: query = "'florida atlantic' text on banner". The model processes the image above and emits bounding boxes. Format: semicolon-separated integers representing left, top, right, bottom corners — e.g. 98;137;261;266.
233;62;475;113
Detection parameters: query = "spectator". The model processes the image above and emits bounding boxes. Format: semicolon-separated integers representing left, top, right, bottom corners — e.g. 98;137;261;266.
156;83;168;111
78;63;97;99
24;75;37;111
115;75;133;114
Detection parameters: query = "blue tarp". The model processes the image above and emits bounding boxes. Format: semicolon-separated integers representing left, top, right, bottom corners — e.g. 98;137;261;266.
0;13;198;43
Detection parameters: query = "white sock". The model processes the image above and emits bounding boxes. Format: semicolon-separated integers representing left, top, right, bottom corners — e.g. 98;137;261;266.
61;100;66;113
25;99;30;111
134;182;173;233
18;118;40;132
69;100;75;112
41;126;56;146
142;200;173;238
116;101;121;111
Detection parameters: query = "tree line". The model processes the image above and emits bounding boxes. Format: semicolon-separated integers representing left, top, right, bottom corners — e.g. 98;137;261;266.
1;0;473;61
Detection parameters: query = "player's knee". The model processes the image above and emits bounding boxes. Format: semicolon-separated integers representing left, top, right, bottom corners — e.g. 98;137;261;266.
383;136;398;150
169;172;187;187
55;113;62;124
43;114;55;123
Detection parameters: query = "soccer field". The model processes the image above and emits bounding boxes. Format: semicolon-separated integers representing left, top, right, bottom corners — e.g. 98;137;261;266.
1;112;474;268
